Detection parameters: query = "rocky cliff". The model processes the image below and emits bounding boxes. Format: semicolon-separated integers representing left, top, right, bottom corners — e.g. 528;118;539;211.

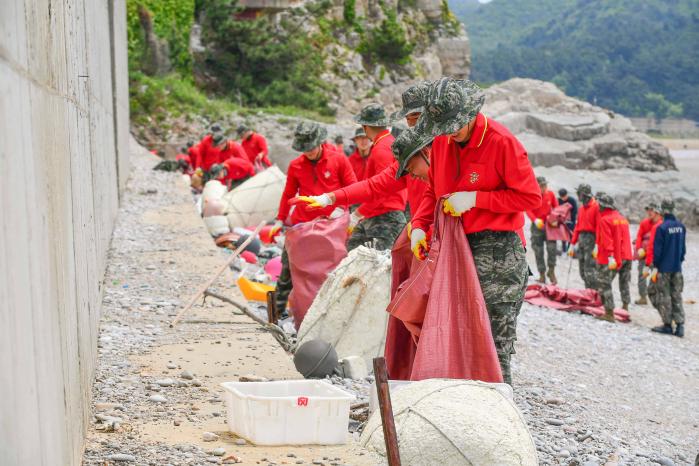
483;79;675;172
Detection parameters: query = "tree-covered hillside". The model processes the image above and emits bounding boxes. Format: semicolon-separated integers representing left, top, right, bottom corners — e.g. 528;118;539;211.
451;0;699;120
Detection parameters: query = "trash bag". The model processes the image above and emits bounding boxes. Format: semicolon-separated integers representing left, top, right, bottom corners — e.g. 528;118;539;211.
388;200;503;382
202;180;227;203
203;215;230;237
285;213;349;329
361;379;537;466
546;202;572;242
296;246;391;368
223;166;286;229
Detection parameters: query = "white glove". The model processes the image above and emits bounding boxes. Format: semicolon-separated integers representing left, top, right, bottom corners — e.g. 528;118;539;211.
608;257;618;270
298;193;333;208
534;218;545;230
650;268;658;283
410;228;428;260
567;244;576;257
329;206;344;219
348;210;363;233
637;247;646;259
592;244;599;259
443;191;477;217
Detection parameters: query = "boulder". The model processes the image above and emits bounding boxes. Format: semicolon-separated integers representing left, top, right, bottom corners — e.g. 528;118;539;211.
483;79;676;171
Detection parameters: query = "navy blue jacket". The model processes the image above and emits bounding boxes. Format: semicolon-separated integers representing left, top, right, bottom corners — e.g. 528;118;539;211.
652;214;686;273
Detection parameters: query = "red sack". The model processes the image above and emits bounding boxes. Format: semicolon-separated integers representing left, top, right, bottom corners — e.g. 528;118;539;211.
285;213;349;329
546;203;572;242
389;201;503;382
384;227;418;380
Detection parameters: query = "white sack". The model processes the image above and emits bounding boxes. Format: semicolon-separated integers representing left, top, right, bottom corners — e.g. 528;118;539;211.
203;215;230;237
361;379;538;466
202;180;227;203
223;165;286;229
296;246;391;368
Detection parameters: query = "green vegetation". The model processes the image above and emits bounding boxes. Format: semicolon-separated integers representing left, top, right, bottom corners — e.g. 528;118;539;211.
358;2;415;66
343;0;356;25
127;0;195;73
450;0;699;120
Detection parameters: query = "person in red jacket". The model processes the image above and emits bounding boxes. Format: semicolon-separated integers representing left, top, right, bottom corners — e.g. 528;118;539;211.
526;176;559;284
568;184;599;289
345;103;408;251
347;127;372;181
592;192;633;320
410;78;541;385
270;122;357;315
634;202;661;304
238;125;271;168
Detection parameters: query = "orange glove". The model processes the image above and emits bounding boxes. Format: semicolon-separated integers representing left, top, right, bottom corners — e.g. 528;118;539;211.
269;220;283;241
608;257;618;270
534;218;545;230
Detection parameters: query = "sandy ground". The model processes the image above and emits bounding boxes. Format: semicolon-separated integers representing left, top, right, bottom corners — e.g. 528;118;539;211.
653;138;699;151
82;141;377;465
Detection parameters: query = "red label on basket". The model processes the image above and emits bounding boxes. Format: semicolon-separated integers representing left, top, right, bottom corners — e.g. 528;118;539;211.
297;397;309;407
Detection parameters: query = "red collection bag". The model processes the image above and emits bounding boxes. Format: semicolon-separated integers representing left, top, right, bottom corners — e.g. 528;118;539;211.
387;201;503;382
546;203;572;242
285;213;349;329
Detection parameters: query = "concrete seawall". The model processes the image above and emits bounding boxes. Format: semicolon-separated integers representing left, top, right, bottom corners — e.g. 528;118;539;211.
0;1;129;464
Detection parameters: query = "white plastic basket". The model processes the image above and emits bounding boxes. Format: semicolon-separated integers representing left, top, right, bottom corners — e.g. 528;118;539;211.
220;380;355;445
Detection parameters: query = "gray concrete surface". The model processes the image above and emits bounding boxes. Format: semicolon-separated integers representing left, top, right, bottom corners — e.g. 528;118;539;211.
0;1;129;465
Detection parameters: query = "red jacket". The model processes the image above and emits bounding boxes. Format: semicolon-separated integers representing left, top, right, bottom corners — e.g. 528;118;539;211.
277;144;357;225
356;130;407;219
526;190;558;222
333;160;428;220
198;135;222;171
645;221;662;267
635;216;660;252
348;149;370;181
412;113;541;238
595;209;633;265
241;132;271;167
188;144;202;170
222;156;255;182
219;140;248;162
571;198;600;244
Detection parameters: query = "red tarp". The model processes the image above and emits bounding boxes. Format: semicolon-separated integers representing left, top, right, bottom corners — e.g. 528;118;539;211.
385;203;503;383
524;283;630;322
285;213;349;330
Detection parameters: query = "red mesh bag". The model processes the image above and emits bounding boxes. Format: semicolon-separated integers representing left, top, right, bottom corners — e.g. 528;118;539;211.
387;202;503;382
285;213;349;329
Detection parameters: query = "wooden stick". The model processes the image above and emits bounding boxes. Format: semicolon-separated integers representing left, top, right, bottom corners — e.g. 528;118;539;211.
170;220;266;327
266;290;278;325
373;357;401;466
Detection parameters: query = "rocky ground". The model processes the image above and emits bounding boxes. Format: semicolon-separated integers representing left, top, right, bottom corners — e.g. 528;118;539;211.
84;139;697;465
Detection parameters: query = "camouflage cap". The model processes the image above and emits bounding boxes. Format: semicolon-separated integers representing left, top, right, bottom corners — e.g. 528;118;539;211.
422;78;485;136
389;81;430;122
536;176;548;185
334;135;344;144
211;123;223;133
352;127;367;139
596;192;615;210
660;198;675;214
645;201;660;211
392;127;433;179
576;183;592;196
236;124;249;136
292;121;328;153
212;132;225;145
353;103;390;127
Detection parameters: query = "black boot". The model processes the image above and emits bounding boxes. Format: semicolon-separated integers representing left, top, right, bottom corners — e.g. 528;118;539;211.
674;323;684;338
651;324;673;334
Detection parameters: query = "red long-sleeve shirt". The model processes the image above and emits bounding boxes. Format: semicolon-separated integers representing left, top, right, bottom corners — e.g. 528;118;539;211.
595;209;633;265
188;144;202;170
571;198;600;244
276;144;357;225
412;113;541;237
197;135;222;171
348;149;370;181
635;217;660;251
222;156;255;181
332;160;428;220
356;130;407;219
241;132;271;167
526;190;558;222
645;222;662;267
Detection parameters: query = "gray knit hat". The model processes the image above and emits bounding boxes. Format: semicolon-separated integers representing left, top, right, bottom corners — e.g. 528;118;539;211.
292;121;328;153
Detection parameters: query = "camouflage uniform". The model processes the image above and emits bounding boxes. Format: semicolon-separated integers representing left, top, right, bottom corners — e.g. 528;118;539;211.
275;247;292;313
593;262;617;312
656;272;685;325
577;231;597;288
637;260;648;298
617;259;631;306
530;223;557;276
468;231;529;386
347;210;407;251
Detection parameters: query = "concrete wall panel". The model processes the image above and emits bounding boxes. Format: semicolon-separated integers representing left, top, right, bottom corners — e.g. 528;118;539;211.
0;0;129;464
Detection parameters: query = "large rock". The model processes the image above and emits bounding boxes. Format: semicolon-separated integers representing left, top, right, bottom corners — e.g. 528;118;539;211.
533;165;699;227
436;36;471;79
483;79;675;172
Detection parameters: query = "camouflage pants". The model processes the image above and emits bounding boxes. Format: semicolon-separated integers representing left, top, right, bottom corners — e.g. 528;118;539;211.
347;210;407;252
275;247;292;313
530;223;556;275
577;232;597;289
655;272;685;325
468;230;529;386
593;260;631;311
637;260;648;298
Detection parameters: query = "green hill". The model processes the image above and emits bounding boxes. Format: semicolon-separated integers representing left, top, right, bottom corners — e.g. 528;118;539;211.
451;0;699;120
